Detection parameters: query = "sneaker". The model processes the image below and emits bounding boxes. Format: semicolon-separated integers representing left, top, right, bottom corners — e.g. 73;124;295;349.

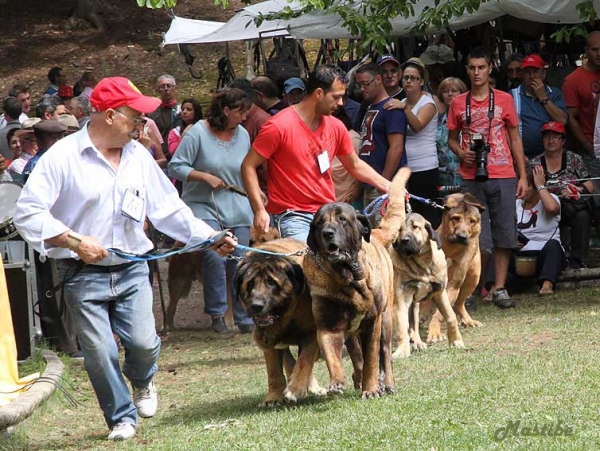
492;288;516;309
107;422;136;441
238;323;255;334
464;295;477;313
211;317;231;334
68;351;84;361
133;380;157;418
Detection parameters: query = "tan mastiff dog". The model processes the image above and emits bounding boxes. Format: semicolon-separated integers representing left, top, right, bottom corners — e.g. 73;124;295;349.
390;212;465;358
427;193;484;342
303;168;410;398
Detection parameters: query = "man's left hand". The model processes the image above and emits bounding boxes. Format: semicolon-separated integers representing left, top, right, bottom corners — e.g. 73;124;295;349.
516;177;528;199
210;230;238;257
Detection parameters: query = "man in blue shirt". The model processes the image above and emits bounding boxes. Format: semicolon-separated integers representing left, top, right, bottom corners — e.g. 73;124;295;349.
355;63;407;222
510;54;568;159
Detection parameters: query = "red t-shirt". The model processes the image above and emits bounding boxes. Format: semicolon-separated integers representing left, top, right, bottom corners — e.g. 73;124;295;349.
252;107;353;214
447;89;519;180
562;66;600;144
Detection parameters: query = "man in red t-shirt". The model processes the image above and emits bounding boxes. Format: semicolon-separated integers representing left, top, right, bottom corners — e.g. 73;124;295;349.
242;64;391;242
562;31;600;192
447;46;527;310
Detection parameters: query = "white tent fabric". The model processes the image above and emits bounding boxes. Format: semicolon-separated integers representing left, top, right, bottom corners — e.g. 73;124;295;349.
162;0;600;45
161;16;226;46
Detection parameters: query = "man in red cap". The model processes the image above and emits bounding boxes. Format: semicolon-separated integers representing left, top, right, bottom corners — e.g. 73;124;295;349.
510;54;568;159
13;77;238;441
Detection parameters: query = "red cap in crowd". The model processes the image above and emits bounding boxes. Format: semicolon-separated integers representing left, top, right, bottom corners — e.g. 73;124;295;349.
521;54;545;70
58;85;74;98
90;77;160;114
541;121;566;135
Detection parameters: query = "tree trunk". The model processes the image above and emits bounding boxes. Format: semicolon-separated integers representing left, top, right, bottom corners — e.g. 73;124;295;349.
70;0;104;31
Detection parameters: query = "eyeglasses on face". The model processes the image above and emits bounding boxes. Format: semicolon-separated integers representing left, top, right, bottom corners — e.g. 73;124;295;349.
356;78;376;89
158;84;176;90
114;109;145;125
402;75;421;82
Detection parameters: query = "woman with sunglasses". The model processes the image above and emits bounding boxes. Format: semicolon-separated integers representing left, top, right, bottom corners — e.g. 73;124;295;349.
384;57;441;227
168;88;255;334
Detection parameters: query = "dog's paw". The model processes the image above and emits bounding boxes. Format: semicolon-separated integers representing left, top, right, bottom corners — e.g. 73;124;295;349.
283;389;303;404
411;340;428;352
361;388;383;399
460;318;482;328
392;343;411;359
327;382;346;395
427;332;447;344
385;385;397;395
449;339;465;349
308;385;328;397
262;397;284;408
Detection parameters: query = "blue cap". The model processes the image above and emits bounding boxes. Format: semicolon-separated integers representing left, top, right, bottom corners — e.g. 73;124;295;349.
283;77;306;94
376;54;400;66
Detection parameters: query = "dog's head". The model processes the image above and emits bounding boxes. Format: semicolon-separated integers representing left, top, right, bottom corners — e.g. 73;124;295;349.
307;202;370;262
234;253;305;328
441;193;484;245
307;203;370;282
393;213;441;256
249;226;280;247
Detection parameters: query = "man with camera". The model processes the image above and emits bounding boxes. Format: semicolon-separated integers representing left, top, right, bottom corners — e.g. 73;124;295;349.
447;47;527;309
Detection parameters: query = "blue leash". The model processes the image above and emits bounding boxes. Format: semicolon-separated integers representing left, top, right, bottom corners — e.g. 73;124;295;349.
362;192;444;218
107;230;233;262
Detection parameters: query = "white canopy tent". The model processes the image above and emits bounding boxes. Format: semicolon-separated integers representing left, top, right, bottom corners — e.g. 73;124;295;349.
162;0;600;45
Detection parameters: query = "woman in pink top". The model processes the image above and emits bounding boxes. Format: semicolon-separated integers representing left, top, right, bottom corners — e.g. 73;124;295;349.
167;98;203;156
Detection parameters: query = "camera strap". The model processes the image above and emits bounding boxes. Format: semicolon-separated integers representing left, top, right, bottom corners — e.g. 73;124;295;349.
465;88;494;142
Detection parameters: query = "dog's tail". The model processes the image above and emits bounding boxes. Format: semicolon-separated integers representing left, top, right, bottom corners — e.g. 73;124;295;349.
377;166;411;247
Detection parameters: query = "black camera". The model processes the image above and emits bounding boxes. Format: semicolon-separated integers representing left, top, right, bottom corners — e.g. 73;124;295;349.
470;133;489;182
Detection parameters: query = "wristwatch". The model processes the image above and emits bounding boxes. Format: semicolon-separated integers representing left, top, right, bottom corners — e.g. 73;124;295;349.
540;98;550;106
536;185;547;192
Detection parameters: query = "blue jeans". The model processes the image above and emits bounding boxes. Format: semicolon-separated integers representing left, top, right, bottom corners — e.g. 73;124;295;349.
273;210;314;242
56;260;161;428
202;220;253;327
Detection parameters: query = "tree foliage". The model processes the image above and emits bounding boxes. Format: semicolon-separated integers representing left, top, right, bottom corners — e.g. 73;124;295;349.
139;0;597;52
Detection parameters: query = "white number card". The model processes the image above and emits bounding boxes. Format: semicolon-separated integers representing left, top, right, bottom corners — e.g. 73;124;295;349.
317;150;330;174
121;189;144;222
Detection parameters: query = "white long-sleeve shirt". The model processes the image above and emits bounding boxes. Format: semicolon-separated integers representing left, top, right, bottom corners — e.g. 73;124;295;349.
14;125;214;265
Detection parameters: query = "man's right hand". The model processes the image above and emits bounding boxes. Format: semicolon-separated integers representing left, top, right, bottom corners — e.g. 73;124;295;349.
254;209;271;234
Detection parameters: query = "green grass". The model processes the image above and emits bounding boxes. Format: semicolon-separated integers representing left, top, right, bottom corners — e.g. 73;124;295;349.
3;289;600;450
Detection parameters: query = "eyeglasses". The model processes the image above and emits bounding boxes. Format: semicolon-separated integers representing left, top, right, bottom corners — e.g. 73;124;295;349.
356;78;376;89
402;75;421;82
158;84;176;90
115;109;145;125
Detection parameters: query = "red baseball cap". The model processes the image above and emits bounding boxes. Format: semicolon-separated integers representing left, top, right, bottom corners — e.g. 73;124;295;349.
90;77;160;114
58;85;74;98
521;54;545;70
541;121;566;135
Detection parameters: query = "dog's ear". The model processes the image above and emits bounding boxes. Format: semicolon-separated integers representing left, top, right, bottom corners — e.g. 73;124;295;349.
286;262;306;295
463;192;485;212
443;193;463;210
425;221;442;250
232;261;247;304
306;217;319;252
356;214;372;243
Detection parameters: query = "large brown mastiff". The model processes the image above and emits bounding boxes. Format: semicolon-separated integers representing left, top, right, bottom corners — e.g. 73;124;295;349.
234;238;326;406
303;168;411;398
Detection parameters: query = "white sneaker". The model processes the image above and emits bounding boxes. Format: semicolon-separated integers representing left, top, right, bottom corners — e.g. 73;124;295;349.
107;422;136;441
132;380;157;418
